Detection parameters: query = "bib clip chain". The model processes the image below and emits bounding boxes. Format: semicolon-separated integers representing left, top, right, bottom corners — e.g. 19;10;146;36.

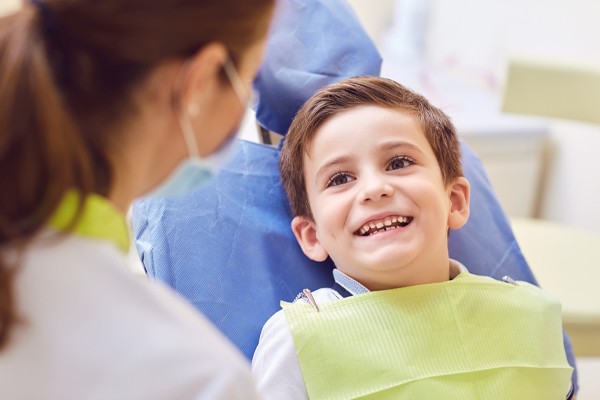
294;288;320;312
502;275;519;286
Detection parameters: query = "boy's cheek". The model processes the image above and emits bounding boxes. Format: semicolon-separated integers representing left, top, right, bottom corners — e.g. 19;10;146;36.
314;195;347;219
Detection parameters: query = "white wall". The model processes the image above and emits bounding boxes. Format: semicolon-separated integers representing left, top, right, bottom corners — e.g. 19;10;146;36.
427;0;600;87
542;121;600;234
425;0;600;234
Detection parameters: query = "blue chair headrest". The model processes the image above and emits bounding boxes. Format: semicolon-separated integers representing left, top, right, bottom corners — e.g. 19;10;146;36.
253;0;382;135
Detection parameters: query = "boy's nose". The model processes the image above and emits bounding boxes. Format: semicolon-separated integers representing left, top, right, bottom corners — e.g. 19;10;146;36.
359;174;394;203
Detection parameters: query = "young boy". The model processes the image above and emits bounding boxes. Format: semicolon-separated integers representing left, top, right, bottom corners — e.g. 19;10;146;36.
251;77;574;400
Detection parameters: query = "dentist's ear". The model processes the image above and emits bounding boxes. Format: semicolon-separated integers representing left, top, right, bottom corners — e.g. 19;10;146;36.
291;216;329;262
175;42;228;113
447;176;470;230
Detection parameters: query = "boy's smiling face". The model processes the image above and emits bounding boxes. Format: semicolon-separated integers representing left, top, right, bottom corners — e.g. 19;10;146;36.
291;105;470;291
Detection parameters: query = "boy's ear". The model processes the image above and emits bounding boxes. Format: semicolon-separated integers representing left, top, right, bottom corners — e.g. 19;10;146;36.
291;216;329;262
447;176;470;230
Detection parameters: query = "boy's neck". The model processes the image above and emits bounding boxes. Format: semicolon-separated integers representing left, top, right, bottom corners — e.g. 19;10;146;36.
337;255;453;292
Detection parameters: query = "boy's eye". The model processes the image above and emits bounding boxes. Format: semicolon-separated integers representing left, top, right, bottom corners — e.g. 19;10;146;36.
327;172;355;187
387;156;415;171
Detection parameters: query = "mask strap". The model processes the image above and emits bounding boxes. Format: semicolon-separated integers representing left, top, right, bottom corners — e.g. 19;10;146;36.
177;110;200;159
222;56;250;106
172;59;201;159
173;55;247;160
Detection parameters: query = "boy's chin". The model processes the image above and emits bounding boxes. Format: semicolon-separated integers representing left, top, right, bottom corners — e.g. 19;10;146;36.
357;243;419;266
351;253;418;277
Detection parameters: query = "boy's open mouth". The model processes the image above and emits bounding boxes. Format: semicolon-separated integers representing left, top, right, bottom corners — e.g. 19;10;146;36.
355;216;413;236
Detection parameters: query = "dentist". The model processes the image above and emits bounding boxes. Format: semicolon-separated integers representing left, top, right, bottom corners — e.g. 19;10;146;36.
0;0;273;398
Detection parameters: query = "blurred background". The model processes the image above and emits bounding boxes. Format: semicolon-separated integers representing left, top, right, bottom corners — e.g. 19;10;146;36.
1;0;598;398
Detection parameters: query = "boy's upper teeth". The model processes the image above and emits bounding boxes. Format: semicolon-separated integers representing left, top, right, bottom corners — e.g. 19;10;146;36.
357;216;412;236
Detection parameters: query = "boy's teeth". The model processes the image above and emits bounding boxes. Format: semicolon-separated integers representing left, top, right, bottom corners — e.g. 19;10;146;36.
358;216;412;236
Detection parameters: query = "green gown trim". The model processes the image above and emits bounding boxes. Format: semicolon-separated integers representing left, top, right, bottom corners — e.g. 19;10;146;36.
49;190;129;252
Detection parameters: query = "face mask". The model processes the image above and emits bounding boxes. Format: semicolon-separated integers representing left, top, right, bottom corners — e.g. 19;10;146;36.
145;56;249;198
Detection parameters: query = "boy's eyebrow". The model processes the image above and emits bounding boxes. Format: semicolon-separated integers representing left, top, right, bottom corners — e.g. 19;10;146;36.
315;155;356;183
378;140;424;154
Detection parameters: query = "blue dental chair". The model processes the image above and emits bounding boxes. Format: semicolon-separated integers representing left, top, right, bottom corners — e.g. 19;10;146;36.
132;0;578;393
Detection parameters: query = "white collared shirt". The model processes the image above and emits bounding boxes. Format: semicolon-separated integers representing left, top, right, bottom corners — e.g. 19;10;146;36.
251;260;469;400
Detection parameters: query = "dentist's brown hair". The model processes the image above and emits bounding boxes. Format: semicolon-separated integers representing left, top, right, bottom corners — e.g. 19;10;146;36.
280;76;463;221
0;0;273;349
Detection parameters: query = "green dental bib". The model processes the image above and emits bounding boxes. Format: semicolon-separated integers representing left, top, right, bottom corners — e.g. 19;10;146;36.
282;272;572;400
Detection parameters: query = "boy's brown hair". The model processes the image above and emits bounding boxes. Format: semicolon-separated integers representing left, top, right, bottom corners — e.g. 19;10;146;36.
280;76;463;220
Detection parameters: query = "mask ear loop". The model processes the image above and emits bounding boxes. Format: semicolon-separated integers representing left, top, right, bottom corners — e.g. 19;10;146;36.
172;55;248;160
171;60;201;159
222;56;250;106
217;56;251;151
